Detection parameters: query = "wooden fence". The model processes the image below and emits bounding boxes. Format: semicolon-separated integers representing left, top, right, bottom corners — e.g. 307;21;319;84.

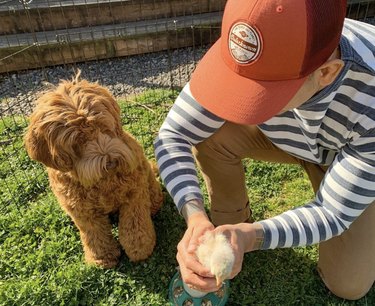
0;0;374;73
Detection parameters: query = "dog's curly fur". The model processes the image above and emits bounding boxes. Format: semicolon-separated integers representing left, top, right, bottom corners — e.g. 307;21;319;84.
24;72;163;268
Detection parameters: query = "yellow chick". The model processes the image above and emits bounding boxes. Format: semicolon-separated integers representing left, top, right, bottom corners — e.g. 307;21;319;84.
196;232;235;287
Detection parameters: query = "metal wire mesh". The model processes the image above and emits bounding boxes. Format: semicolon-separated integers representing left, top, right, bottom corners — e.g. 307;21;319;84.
0;0;374;211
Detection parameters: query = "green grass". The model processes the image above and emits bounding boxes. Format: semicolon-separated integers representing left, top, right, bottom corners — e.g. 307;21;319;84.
0;89;374;305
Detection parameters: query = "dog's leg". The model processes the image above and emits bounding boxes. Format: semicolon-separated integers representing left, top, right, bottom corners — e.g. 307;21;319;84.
118;200;156;262
148;161;164;216
69;214;121;268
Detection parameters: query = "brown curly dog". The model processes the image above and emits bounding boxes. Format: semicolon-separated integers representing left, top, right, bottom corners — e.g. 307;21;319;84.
24;71;163;268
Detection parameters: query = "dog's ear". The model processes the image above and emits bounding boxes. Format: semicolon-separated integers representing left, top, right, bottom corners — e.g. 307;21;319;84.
24;126;54;168
24;125;74;171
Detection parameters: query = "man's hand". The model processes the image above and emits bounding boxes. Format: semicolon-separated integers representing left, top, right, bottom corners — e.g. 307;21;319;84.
177;201;265;292
177;201;217;292
212;222;264;279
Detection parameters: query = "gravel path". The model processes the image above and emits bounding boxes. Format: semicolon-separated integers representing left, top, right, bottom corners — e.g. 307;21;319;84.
0;46;208;116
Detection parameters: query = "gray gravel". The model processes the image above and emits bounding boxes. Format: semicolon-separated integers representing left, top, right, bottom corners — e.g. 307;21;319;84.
0;46;208;116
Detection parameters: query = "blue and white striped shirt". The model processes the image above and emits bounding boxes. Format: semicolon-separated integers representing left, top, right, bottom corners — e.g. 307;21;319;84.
154;19;375;249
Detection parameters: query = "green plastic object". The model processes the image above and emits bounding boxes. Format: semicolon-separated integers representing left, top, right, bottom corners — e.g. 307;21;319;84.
168;270;230;306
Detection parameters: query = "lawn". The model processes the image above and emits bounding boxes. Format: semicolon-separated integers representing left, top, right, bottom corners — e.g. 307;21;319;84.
0;89;374;306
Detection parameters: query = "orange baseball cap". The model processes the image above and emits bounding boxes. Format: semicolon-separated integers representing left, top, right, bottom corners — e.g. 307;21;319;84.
190;0;347;125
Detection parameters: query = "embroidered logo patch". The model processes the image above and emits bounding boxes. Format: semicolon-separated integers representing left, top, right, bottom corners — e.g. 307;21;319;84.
229;22;262;64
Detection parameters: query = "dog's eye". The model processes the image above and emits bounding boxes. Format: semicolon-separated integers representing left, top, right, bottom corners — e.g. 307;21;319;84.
72;143;82;157
106;160;118;170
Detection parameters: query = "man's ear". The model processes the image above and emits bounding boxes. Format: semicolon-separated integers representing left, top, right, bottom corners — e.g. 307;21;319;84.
316;58;345;88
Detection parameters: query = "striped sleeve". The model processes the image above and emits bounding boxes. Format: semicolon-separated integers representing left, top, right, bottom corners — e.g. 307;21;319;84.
154;83;225;212
343;19;375;71
259;134;375;249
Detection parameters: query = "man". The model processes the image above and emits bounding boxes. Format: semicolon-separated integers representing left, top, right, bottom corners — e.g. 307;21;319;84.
154;0;375;300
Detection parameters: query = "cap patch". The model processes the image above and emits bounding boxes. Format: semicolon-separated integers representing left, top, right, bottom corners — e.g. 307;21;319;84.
229;22;262;64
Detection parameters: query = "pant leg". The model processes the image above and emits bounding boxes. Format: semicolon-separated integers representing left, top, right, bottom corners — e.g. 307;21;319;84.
193;122;300;225
297;159;328;193
318;201;375;300
297;159;375;299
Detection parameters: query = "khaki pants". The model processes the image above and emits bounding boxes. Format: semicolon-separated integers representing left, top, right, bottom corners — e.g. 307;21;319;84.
193;122;375;300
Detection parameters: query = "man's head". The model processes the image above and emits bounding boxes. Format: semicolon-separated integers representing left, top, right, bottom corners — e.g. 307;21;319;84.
190;0;347;124
280;48;344;113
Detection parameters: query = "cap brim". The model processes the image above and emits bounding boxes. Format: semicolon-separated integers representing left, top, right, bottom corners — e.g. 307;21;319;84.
190;39;308;125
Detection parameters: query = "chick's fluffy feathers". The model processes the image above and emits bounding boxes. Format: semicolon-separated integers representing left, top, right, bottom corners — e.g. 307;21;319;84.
196;232;235;286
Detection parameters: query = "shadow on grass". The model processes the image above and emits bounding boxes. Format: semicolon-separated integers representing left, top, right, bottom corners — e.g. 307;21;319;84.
121;196;374;306
1;190;374;305
109;197;374;306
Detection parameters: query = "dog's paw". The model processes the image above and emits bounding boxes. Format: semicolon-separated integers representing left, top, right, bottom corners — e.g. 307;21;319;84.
85;248;121;268
125;239;156;262
126;248;154;262
89;257;120;269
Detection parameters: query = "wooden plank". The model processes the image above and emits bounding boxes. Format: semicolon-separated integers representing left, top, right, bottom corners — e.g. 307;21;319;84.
0;0;226;35
0;12;222;73
1;12;222;47
0;29;221;73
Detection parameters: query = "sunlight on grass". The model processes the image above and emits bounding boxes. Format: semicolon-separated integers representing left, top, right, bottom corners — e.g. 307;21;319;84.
263;174;315;218
118;88;180;158
0;98;8;105
0;89;373;305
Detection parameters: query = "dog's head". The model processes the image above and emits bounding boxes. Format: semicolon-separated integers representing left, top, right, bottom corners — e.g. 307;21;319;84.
25;71;137;187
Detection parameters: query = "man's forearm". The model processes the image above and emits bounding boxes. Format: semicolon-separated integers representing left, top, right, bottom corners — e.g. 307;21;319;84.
252;223;265;251
181;199;208;224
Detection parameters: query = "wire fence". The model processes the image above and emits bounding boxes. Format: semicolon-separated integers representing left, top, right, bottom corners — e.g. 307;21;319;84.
0;0;374;211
